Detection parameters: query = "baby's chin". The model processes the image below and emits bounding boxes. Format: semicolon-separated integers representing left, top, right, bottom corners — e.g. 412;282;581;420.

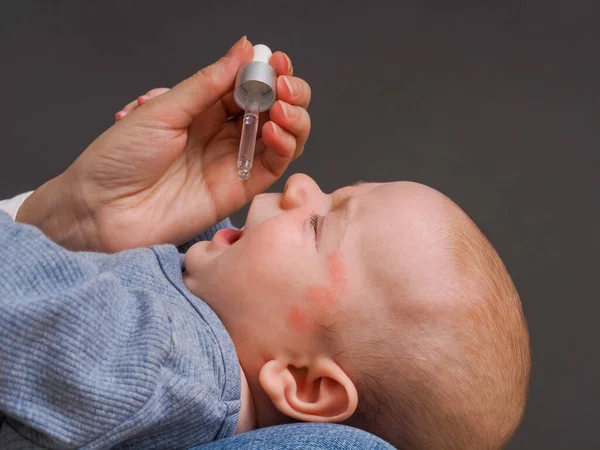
182;241;211;294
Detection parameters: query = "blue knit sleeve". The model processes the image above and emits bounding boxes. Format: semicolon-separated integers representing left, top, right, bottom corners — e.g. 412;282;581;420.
0;212;176;448
0;212;238;449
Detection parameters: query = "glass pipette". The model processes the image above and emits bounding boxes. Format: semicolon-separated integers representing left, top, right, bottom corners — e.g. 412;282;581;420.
237;90;261;180
233;44;277;181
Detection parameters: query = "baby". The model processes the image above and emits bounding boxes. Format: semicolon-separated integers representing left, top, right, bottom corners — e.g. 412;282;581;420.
183;174;531;449
0;114;530;450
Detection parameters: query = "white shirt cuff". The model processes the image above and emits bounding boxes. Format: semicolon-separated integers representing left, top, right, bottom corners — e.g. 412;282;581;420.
0;191;35;220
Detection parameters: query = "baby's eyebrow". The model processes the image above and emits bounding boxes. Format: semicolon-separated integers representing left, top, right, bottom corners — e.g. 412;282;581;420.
329;181;368;247
336;196;353;219
332;196;354;248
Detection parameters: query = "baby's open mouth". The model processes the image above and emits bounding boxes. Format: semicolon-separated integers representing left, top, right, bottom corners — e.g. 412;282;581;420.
213;228;243;246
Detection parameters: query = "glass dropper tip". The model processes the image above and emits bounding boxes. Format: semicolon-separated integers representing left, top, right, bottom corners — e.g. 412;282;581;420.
236;90;261;181
238;164;251;180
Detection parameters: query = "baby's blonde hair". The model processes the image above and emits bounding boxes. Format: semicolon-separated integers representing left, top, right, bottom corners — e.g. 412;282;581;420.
341;200;531;449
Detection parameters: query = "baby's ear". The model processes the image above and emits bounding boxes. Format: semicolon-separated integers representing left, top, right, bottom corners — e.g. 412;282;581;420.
258;358;358;422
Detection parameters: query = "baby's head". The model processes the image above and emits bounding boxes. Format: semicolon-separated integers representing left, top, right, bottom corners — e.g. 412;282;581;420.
184;174;531;449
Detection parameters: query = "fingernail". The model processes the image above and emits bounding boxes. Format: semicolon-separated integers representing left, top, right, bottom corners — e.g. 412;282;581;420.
284;53;293;73
282;76;297;97
271;122;280;135
280;101;298;119
227;36;248;56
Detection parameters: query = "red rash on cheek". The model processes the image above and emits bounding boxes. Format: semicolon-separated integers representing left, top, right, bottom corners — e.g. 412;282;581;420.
306;285;337;306
327;251;348;291
290;252;349;331
301;251;348;311
287;304;310;331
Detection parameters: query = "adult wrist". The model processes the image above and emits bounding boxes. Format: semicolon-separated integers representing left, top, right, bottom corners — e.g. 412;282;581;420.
16;173;101;251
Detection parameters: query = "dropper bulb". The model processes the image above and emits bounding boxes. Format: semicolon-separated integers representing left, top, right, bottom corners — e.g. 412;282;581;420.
252;44;272;63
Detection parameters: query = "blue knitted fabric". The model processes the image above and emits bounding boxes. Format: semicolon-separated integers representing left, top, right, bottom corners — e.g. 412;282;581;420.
0;212;240;449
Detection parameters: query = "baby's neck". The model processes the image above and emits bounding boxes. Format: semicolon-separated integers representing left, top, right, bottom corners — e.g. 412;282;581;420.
234;367;257;434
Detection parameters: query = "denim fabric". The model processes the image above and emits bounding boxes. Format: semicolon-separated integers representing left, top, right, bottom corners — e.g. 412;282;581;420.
192;424;396;450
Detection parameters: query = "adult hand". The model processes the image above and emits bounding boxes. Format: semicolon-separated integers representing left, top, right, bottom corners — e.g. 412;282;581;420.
17;37;311;252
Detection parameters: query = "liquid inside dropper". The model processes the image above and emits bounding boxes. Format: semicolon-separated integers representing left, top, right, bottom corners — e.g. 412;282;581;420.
237;90;261;180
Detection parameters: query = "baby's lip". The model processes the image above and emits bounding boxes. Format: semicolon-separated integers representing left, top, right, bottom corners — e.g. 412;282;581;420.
212;228;243;247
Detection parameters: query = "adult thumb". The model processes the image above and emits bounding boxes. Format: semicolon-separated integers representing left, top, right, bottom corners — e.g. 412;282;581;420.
145;37;253;126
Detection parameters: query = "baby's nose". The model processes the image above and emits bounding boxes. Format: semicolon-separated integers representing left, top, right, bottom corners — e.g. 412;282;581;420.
281;173;324;210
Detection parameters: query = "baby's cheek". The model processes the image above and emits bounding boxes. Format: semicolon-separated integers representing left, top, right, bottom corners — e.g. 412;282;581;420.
236;322;252;341
327;251;348;291
287;304;311;331
287;251;350;331
287;285;337;333
245;233;301;278
306;285;337;307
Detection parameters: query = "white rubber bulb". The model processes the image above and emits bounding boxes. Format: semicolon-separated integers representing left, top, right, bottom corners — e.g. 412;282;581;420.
252;44;272;63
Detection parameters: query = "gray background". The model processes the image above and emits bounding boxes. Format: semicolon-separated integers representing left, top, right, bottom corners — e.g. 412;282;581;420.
1;1;598;448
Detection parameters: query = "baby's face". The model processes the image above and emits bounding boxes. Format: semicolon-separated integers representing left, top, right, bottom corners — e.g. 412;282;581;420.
184;174;440;375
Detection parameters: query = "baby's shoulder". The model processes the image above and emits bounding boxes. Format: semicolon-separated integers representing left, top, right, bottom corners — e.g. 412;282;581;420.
94;244;181;294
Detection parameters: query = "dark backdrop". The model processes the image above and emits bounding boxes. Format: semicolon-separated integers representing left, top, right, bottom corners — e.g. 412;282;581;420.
1;1;598;448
